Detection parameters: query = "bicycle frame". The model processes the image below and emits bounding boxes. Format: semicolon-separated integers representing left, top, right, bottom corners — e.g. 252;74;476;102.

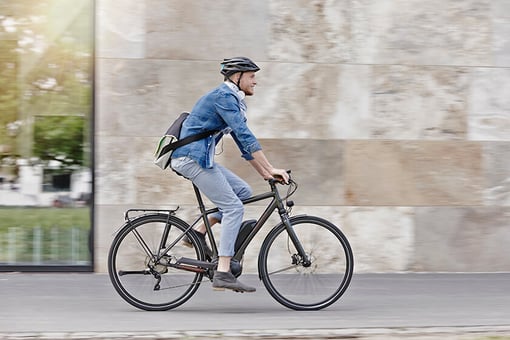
191;178;309;264
124;177;308;273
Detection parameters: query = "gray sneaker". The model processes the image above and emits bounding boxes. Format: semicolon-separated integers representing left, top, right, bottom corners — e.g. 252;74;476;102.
212;270;256;293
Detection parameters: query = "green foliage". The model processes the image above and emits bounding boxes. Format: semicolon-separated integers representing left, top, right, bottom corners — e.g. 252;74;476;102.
0;40;19;147
0;0;93;167
0;207;89;230
34;115;85;167
0;207;91;264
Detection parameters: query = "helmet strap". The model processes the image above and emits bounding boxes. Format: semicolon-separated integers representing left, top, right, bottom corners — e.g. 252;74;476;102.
227;72;244;91
236;72;244;90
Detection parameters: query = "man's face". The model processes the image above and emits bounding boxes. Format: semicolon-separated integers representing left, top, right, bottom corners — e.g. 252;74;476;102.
238;71;257;96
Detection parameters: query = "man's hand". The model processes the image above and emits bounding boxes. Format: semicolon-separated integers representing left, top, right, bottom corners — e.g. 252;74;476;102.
249;151;289;184
270;168;290;184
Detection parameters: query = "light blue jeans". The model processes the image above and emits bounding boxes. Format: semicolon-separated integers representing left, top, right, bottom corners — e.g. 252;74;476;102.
170;156;252;257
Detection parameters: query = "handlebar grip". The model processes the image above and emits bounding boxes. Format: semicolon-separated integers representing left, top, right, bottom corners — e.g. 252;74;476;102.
270;170;291;185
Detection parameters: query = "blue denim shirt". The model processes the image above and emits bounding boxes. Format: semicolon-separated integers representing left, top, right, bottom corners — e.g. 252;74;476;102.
171;82;262;168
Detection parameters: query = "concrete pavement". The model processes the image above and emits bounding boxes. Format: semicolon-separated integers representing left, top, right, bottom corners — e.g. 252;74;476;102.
0;272;509;339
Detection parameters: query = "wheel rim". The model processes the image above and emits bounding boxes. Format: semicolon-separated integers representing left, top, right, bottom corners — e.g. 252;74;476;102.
109;216;203;310
260;218;353;310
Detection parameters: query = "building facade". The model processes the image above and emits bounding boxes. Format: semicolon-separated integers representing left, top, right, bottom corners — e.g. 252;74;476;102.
95;0;510;273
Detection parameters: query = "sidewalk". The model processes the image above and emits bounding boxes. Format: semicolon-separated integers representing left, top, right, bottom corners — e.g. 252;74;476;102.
1;272;509;339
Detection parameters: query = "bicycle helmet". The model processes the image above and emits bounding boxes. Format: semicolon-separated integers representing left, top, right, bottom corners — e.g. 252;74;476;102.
220;57;260;77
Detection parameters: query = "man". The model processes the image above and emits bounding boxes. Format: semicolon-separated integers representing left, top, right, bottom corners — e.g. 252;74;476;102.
170;57;289;293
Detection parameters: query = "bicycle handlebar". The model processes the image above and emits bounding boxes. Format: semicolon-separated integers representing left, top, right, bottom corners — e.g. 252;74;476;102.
268;169;292;185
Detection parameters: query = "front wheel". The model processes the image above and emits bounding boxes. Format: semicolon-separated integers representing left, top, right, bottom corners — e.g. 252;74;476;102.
258;215;354;311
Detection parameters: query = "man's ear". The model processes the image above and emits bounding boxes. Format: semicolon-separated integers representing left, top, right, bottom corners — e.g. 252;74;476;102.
230;73;240;82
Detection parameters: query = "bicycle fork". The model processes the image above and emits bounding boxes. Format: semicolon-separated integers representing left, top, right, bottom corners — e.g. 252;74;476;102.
280;213;312;267
265;179;311;268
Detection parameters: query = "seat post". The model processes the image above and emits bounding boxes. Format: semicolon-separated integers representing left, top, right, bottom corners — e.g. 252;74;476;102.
192;184;207;214
192;183;218;255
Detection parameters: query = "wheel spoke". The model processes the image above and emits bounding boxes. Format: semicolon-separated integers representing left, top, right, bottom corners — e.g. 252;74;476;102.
259;216;353;310
108;214;205;311
267;264;299;276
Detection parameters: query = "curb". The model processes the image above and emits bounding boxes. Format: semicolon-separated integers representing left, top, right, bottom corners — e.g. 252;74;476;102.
1;326;510;340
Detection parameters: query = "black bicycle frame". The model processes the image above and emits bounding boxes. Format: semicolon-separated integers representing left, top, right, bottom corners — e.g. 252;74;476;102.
192;179;308;263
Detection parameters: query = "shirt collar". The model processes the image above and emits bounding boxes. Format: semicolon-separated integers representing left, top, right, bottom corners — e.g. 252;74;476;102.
224;81;245;100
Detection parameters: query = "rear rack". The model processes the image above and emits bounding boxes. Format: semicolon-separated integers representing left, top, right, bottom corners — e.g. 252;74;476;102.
124;207;179;222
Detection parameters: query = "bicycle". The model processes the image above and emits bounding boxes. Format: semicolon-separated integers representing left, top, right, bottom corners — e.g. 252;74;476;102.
108;171;354;311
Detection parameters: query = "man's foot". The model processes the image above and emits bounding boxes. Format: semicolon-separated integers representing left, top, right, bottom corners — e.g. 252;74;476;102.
212;270;256;293
182;230;213;258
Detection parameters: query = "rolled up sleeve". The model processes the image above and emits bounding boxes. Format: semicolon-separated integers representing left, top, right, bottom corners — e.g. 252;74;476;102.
231;132;261;160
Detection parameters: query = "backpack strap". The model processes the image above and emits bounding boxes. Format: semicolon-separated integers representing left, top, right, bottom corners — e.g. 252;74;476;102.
160;129;217;155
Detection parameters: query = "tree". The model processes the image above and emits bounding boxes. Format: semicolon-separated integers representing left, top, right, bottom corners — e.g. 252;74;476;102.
0;0;93;169
33;115;84;168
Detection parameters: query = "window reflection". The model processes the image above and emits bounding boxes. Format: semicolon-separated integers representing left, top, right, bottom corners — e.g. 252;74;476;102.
0;0;93;268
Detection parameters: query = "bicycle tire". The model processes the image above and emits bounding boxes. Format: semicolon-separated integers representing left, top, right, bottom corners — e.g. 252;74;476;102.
258;215;354;311
108;214;205;311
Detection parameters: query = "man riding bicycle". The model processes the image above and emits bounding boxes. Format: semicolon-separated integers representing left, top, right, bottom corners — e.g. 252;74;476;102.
170;57;289;293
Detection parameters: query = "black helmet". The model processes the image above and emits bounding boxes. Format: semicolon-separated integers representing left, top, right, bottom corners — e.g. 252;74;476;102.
220;57;260;77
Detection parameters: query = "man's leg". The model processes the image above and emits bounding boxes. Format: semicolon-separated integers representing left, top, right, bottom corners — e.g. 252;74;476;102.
171;158;255;292
193;164;252;234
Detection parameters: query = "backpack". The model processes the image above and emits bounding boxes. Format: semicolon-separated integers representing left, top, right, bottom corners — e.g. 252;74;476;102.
154;112;217;170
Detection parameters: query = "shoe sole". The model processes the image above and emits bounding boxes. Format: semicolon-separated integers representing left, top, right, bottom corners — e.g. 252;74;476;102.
212;286;255;293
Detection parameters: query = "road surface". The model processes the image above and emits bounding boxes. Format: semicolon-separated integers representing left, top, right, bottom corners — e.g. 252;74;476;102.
0;272;509;339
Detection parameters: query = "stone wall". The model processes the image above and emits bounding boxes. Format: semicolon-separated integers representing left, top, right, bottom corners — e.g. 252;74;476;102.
95;0;510;273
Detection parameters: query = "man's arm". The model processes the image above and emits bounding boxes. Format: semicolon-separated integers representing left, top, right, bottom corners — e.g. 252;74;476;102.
249;150;289;183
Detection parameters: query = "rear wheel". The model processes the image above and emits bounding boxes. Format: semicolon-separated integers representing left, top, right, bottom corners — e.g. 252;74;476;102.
258;215;353;310
108;214;205;311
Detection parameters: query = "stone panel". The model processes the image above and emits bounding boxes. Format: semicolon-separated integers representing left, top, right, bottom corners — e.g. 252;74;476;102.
96;135;201;206
268;0;352;63
137;168;199;207
370;65;469;140
250;63;371;139
340;207;415;273
145;0;268;60
414;207;510;271
274;205;414;273
352;0;491;66
96;59;221;137
96;0;145;59
96;136;139;205
253;63;470;141
95;59;164;137
468;68;510;141
491;0;510;67
94;204;130;272
216;138;344;206
483;142;510;206
344;141;484;206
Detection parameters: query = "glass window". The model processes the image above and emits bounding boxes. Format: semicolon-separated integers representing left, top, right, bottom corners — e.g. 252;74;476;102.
0;0;93;270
